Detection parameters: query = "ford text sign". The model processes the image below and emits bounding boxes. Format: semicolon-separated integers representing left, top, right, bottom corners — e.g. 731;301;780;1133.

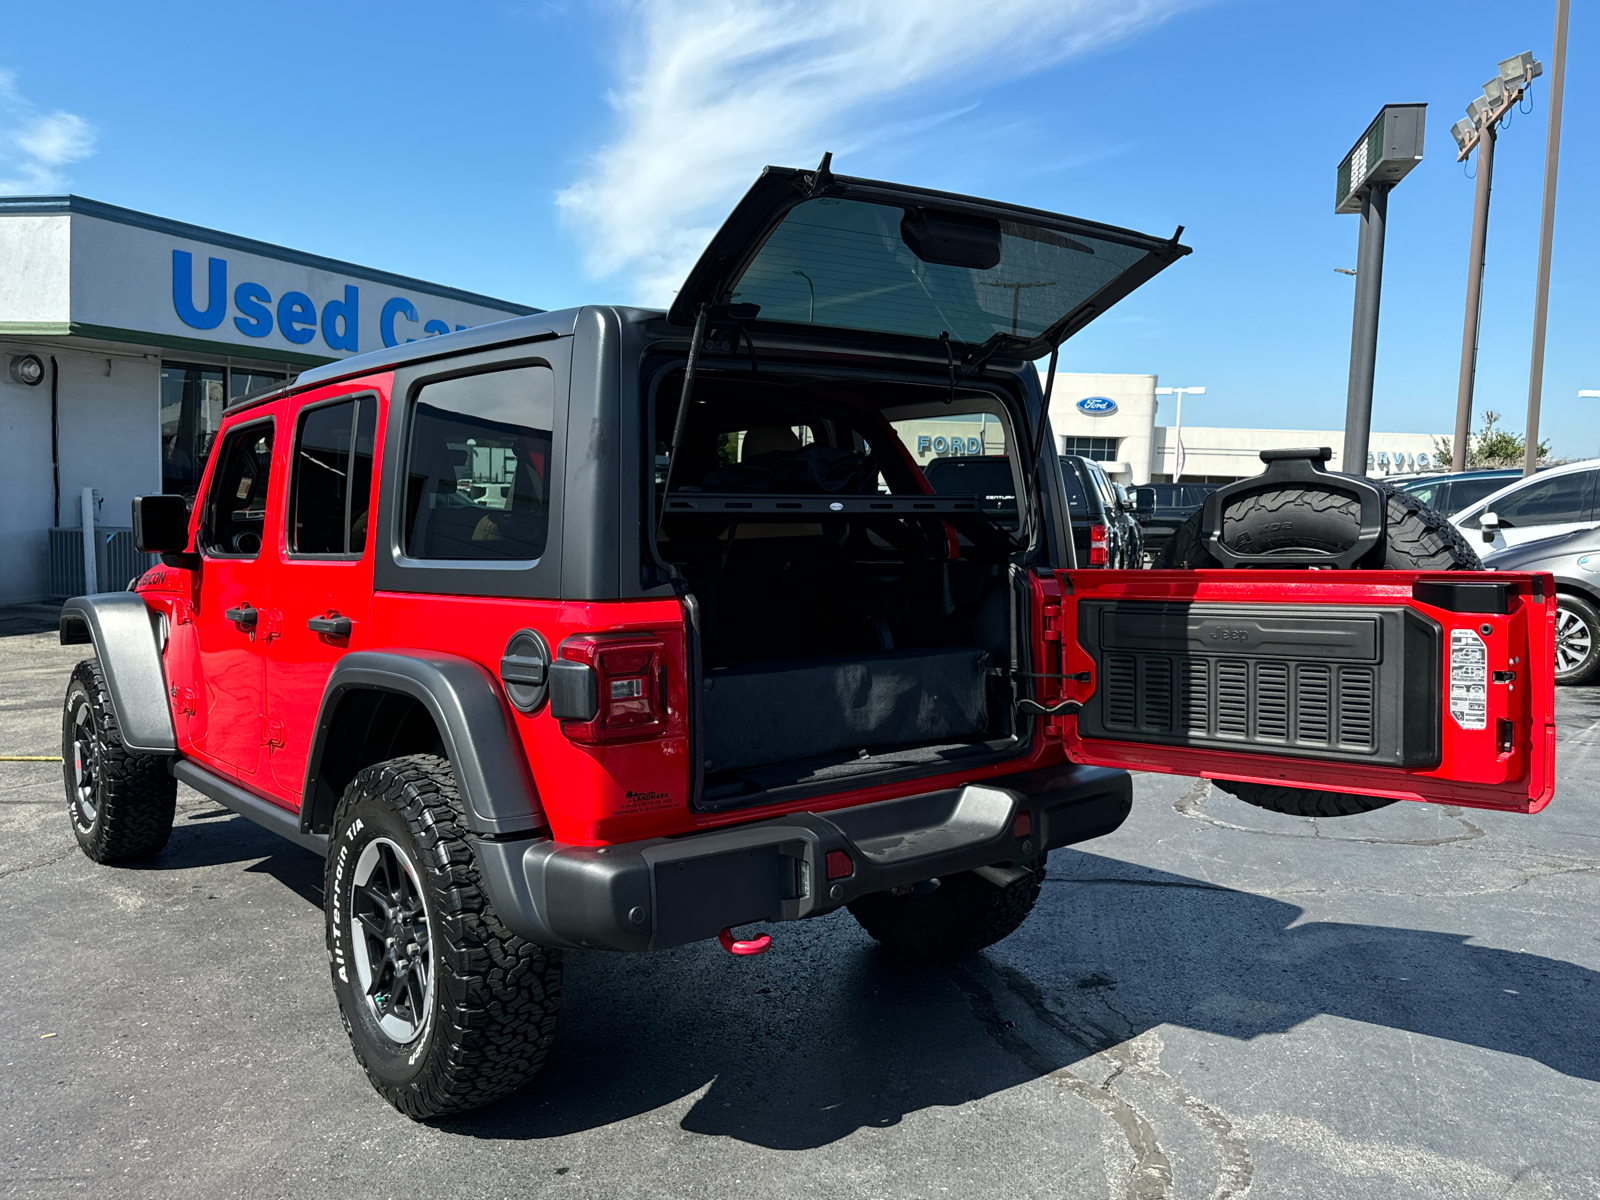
1076;396;1117;415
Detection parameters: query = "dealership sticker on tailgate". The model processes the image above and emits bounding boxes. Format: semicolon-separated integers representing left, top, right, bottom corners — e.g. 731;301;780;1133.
1449;628;1488;730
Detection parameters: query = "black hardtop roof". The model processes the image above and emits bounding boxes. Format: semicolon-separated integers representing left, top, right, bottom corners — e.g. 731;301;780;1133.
225;308;597;411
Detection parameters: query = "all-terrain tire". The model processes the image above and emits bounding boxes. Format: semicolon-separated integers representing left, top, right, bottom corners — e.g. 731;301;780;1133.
1158;477;1484;573
325;754;561;1120
847;857;1046;960
1158;479;1483;819
62;659;177;863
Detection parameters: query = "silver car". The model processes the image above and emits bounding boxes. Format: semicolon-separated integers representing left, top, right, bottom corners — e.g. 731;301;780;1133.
1482;525;1600;684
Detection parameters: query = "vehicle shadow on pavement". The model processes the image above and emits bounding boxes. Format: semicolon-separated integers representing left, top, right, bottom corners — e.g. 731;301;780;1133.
441;847;1600;1149
137;810;326;908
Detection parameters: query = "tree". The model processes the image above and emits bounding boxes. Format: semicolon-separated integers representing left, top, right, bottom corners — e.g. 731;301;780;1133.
1433;410;1551;469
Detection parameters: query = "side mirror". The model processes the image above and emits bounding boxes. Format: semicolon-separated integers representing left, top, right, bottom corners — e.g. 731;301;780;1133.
132;495;198;567
1479;511;1499;544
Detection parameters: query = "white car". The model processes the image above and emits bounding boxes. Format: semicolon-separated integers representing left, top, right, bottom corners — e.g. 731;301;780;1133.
1451;458;1600;554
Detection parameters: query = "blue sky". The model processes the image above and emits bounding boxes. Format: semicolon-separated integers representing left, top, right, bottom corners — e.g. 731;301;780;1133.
2;0;1594;453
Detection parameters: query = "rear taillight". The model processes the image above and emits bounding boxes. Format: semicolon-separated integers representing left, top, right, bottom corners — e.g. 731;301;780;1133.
552;634;667;743
1089;523;1108;565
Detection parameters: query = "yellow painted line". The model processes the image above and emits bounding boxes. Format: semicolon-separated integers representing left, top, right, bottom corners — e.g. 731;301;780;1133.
0;756;61;762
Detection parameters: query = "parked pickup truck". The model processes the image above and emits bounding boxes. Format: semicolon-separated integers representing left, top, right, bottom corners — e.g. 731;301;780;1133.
59;159;1557;1118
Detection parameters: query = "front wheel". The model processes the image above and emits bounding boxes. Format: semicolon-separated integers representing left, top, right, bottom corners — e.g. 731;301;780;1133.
326;754;562;1119
62;659;176;863
847;857;1046;960
1554;592;1600;685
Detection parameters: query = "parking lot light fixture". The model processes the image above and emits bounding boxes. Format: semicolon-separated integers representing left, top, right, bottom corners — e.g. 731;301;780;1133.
1155;385;1205;478
1451;118;1476;153
1500;51;1541;83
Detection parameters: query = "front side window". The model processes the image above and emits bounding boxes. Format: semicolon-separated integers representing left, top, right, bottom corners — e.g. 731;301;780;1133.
289;397;377;556
1470;470;1596;529
201;422;275;558
403;365;554;561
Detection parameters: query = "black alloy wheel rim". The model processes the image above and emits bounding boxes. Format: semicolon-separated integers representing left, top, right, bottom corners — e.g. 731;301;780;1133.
71;700;98;830
349;837;434;1044
1555;604;1593;677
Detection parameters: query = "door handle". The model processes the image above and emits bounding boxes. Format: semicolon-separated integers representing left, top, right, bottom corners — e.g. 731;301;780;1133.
307;614;353;638
224;604;257;628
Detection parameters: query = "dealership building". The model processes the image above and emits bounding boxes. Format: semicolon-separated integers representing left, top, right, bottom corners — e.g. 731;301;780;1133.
0;196;536;605
1045;370;1446;487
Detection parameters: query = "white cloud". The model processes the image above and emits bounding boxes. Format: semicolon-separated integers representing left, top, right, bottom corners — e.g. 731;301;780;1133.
558;0;1197;304
0;70;98;195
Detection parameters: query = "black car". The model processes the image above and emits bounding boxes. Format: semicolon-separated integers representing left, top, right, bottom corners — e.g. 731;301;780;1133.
1482;525;1600;684
1133;482;1221;566
1060;455;1142;568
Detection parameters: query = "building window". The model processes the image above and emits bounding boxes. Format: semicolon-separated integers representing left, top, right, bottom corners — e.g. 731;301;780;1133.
161;363;225;498
1061;436;1119;462
161;362;287;497
230;369;286;400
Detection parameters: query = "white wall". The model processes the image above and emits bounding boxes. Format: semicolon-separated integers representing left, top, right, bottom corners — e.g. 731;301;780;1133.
1152;426;1443;480
0;342;160;604
69;214;526;361
1043;371;1158;485
0;344;58;604
0;215;70;325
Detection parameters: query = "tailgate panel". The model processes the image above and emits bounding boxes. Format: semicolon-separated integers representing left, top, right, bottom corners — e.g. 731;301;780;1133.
1077;601;1440;768
1054;570;1556;815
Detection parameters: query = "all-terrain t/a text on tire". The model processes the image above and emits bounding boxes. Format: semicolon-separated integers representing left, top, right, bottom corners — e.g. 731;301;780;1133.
325;754;562;1119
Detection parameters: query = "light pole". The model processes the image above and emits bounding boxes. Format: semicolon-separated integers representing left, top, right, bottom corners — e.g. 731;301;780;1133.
1449;51;1545;472
1522;0;1571;477
1581;390;1600;458
1334;104;1427;477
1155;386;1205;480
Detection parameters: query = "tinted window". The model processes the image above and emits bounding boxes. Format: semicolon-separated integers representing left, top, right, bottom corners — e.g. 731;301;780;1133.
1402;480;1442;508
1061;461;1091;515
1478;470;1595;528
201;422;274;558
1450;476;1518;515
730;197;1157;346
403;365;554;561
290;398;377;555
1085;461;1117;507
923;457;1018;529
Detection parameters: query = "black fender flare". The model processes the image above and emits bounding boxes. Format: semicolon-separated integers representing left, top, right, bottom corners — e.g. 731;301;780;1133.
302;650;545;837
58;594;176;754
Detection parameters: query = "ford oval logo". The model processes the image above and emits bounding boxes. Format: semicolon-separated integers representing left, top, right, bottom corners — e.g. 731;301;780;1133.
1076;396;1117;414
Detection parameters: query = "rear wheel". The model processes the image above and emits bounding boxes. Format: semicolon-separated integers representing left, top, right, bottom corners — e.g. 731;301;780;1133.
326;754;562;1119
847;857;1045;960
1159;478;1483;819
1554;592;1600;685
61;659;176;863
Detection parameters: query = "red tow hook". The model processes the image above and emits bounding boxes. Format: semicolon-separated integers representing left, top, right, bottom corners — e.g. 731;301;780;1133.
718;926;772;956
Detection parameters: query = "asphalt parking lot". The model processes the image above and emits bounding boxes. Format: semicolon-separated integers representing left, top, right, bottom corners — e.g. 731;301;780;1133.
2;606;1597;1200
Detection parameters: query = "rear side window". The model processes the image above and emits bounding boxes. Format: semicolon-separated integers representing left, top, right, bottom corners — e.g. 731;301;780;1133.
1061;461;1091;515
201;421;274;558
289;397;378;556
402;365;554;561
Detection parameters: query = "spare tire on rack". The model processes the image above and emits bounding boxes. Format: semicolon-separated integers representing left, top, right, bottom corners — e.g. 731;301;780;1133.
1157;449;1483;819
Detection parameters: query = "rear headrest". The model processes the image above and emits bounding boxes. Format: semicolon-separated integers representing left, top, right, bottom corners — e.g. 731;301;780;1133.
741;425;802;460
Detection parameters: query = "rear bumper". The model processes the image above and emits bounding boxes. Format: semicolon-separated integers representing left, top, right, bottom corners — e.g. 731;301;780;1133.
471;763;1132;952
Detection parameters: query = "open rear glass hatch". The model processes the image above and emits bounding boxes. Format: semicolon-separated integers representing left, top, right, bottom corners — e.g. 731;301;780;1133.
668;156;1190;360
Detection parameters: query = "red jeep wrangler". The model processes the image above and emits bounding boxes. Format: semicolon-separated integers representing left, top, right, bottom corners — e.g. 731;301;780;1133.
58;162;1556;1119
